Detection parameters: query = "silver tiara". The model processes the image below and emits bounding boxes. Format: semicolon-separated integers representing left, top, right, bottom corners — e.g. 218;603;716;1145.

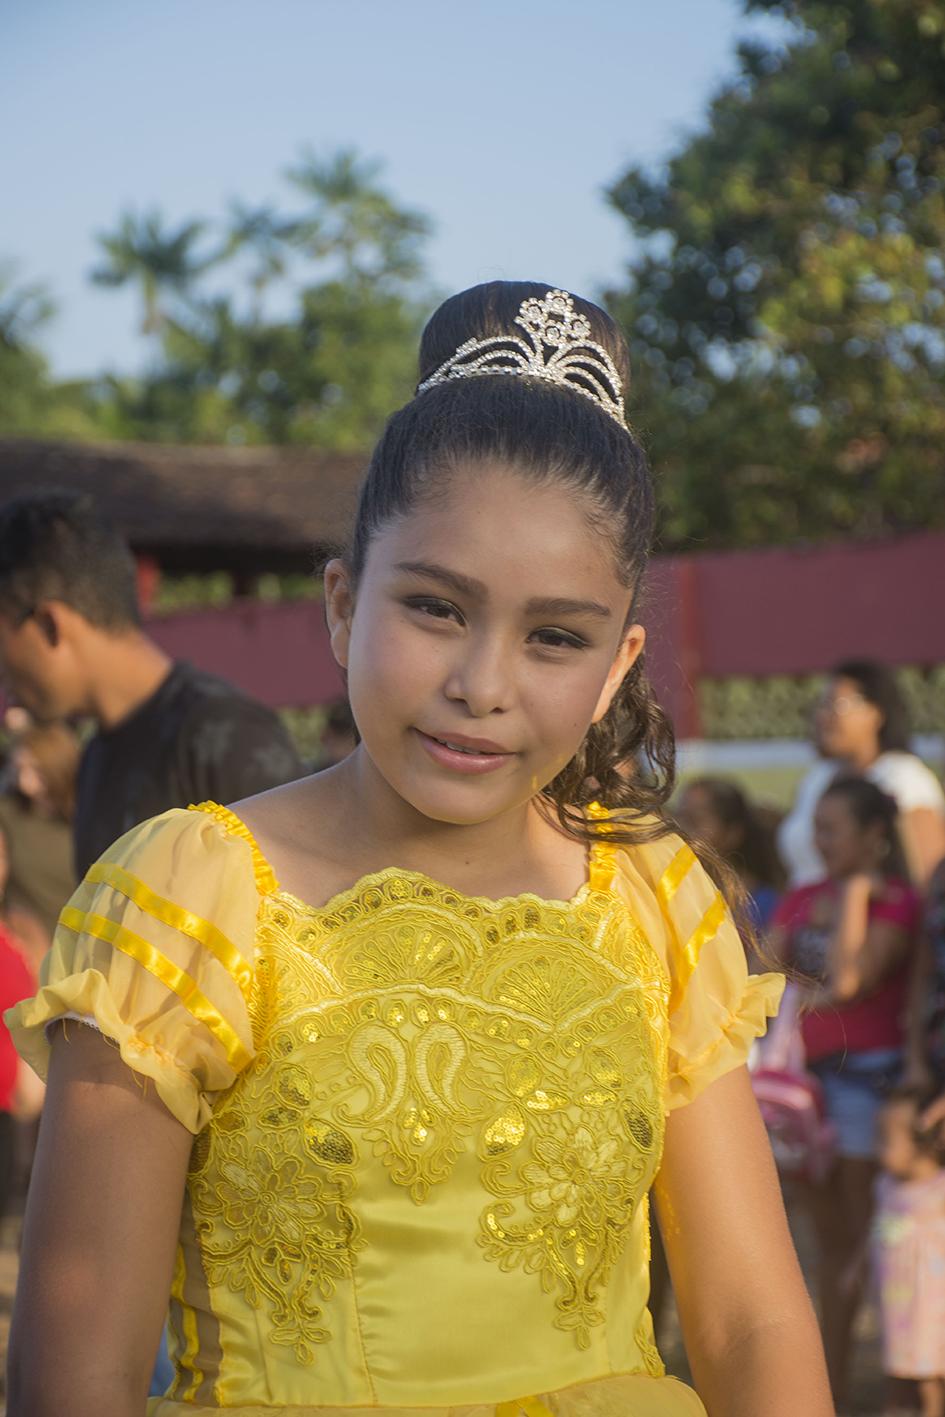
416;288;628;430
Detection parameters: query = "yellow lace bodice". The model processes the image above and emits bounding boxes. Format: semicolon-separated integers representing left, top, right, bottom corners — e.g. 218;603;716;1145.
8;802;782;1416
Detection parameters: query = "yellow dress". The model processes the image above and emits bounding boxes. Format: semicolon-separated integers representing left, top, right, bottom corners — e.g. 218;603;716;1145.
7;802;783;1417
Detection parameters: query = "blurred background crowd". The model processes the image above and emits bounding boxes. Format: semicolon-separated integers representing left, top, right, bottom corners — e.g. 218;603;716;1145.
3;0;945;1412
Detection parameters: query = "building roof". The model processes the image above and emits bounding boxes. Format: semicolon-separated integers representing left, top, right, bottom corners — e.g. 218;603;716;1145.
0;438;367;573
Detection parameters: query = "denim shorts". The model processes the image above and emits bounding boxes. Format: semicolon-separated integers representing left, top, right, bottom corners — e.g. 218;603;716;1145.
808;1047;902;1159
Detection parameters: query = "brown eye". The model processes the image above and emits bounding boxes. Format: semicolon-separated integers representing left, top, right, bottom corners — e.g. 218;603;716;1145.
405;597;463;623
530;628;588;650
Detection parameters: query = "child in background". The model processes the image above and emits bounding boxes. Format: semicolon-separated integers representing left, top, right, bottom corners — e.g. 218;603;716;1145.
872;1088;945;1417
675;778;785;933
769;774;921;1408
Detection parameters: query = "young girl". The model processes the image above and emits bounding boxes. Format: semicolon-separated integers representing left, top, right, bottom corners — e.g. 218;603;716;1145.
872;1088;945;1417
770;775;921;1407
674;777;785;932
5;283;831;1417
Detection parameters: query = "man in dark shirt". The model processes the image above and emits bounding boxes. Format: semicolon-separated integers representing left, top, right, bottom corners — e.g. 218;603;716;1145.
0;490;304;878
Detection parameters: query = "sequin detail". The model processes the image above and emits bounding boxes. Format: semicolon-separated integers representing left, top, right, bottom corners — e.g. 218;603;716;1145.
187;862;670;1363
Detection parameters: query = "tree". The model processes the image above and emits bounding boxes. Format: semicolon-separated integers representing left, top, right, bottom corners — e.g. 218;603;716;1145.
605;0;945;547
90;209;213;339
91;149;433;448
0;265;101;439
285;148;430;287
224;202;293;323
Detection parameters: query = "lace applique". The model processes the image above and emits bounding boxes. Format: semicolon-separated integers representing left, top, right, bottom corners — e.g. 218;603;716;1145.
188;856;671;1361
188;1057;362;1363
477;972;666;1348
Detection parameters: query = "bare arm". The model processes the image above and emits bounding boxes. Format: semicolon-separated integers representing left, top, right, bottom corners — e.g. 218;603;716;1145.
898;806;945;890
7;1024;193;1417
655;1066;833;1417
823;875;909;1002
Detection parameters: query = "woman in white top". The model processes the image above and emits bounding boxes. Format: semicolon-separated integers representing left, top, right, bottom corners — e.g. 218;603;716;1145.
779;660;945;888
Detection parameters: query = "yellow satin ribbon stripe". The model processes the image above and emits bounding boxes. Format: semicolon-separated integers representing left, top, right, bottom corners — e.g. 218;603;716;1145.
669;890;728;1012
169;1245;204;1404
58;907;251;1070
85;861;254;999
496;1398;556;1417
657;843;697;911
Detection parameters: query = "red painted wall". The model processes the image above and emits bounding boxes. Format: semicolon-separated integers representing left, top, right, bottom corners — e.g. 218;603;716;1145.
148;599;345;707
146;531;945;735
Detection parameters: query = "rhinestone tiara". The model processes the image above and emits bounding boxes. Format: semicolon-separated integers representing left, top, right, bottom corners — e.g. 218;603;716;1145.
416;288;628;430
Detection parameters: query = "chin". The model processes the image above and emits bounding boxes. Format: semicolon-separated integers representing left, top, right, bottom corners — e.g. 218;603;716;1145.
394;774;534;829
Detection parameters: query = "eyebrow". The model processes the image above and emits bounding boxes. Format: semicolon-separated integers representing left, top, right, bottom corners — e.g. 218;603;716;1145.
394;561;613;621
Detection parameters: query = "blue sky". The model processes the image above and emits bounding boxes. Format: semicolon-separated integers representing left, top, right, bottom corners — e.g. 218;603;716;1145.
2;1;785;378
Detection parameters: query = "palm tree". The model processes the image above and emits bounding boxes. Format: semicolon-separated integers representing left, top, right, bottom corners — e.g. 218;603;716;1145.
284;148;431;286
224;201;293;322
90;209;211;336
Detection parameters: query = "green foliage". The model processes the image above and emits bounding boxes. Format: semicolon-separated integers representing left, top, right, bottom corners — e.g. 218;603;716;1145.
0;265;104;439
89;209;213;336
606;0;945;547
80;149;433;449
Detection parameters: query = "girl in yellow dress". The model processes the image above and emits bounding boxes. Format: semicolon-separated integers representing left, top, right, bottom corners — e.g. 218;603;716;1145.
5;283;832;1417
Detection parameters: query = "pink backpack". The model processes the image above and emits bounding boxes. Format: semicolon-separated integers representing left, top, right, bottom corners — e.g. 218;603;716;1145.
750;984;836;1184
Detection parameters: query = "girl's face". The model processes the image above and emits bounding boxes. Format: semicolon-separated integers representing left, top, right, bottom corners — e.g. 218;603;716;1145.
676;785;739;857
325;464;644;827
813;793;884;878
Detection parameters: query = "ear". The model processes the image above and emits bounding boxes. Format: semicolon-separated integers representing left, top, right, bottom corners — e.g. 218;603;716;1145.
323;559;356;671
32;602;64;649
591;623;646;725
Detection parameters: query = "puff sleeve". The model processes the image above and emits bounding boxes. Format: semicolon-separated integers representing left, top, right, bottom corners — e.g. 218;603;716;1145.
4;806;263;1133
614;833;784;1111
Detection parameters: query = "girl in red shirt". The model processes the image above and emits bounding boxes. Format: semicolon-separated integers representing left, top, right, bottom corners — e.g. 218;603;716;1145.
770;775;920;1408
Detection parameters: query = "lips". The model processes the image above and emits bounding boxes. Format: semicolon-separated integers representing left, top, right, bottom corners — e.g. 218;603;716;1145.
414;728;516;775
424;731;511;755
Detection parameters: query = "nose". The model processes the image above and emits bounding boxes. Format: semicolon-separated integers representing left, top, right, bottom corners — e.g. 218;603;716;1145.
443;633;514;718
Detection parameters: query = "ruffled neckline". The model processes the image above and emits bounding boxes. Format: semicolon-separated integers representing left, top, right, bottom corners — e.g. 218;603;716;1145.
189;799;617;920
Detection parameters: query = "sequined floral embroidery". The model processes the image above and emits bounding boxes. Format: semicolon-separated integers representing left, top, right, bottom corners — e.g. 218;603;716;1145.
476;976;665;1351
187;852;671;1363
189;1059;362;1363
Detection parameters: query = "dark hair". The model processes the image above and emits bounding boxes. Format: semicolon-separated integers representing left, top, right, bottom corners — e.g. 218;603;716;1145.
832;659;911;754
324;698;357;739
0;489;140;631
682;777;786;889
886;1086;945;1167
820;774;908;879
347;280;677;852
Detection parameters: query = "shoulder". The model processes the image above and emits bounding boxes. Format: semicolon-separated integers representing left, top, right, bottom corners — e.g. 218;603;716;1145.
609;828;729;981
175;665;280;724
176;672;299;761
86;803;270;912
872;876;922;931
791;759;838;809
771;880;822;926
870;752;945;812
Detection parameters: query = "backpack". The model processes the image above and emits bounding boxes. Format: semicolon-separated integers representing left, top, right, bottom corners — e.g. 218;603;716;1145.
751;1066;836;1184
750;982;836;1184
